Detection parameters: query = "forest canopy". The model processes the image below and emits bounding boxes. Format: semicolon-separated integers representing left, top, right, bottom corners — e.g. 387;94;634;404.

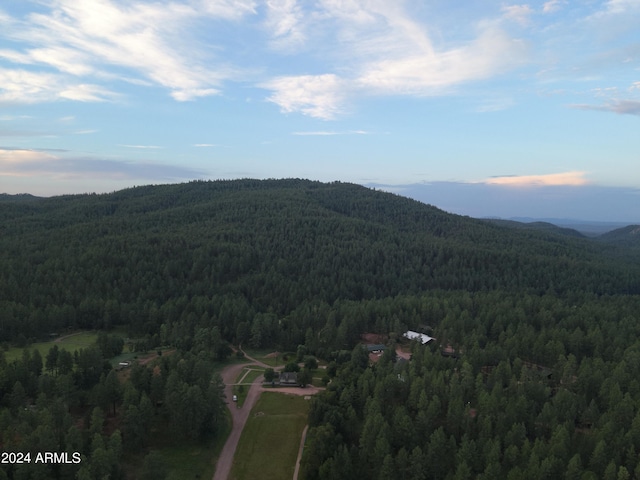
1;179;638;346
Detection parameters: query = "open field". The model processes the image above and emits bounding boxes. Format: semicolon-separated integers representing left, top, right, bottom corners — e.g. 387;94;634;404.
3;331;99;362
236;366;265;385
230;392;309;480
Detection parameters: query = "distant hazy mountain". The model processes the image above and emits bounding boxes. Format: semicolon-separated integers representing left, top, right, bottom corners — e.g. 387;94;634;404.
597;224;640;247
481;218;587;238
506;217;632;236
372;181;640;226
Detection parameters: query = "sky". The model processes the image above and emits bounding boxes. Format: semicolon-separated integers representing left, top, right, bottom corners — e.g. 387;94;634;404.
1;0;639;222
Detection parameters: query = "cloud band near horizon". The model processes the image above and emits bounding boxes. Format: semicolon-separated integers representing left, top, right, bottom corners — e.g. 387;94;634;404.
485;171;590;186
0;148;204;180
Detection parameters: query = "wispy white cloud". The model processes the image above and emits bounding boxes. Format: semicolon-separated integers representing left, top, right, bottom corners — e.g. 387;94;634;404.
118;144;164;149
263;74;347;119
0;149;56;166
171;88;220;102
501;5;534;25
261;2;529;118
542;0;565;14
0;146;69;153
0;129;50;138
0;46;96;76
193;143;221;147
584;0;640;36
603;0;640;14
265;0;306;51
293;131;338;136
356;27;527;95
0;68;118;104
0;0;251;103
571;99;640;116
0;115;32;121
60;84;120;102
475;97;515;112
1;0;635;121
198;0;257;19
0;148;202;180
484;171;590;186
292;130;372;136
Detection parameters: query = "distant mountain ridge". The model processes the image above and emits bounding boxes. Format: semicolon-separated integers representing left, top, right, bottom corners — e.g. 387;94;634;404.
0;192;40;202
504;216;634;236
481;218;586;238
480;216;640;253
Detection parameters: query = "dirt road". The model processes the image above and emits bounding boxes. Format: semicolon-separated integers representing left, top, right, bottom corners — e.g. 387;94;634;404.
212;362;264;480
292;424;309;480
53;331;84;343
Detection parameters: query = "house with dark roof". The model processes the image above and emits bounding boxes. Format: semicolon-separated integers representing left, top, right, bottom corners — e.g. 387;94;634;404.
278;372;298;386
365;344;386;353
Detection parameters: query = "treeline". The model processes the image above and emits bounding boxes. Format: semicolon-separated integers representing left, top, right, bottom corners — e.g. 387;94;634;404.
1;180;638;345
301;291;640;479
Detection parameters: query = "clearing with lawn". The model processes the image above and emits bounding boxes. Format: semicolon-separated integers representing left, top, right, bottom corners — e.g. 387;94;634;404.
230;392;310;480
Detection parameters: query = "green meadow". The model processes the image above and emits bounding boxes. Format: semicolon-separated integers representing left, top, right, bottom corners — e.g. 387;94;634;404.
3;331;99;363
231;392;309;480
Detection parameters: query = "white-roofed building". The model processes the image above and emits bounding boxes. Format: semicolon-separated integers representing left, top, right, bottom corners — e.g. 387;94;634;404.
403;330;434;345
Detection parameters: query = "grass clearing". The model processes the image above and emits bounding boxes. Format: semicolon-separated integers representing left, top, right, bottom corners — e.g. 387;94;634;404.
4;331;99;363
231;392;309;480
311;376;326;388
240;348;289;368
236;367;265;385
160;440;220;480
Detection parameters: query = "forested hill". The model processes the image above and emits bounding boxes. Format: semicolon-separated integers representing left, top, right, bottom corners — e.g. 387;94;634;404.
482;218;587;239
597;224;640;249
0;179;638;344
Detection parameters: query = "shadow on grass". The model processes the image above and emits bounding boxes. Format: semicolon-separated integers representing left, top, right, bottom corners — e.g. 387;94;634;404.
122;408;232;480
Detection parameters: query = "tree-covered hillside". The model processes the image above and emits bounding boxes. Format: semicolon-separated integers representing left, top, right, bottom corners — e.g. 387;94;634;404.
1;179;638;347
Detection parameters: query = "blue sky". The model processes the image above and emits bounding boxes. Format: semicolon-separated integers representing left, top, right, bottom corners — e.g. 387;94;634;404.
1;0;639;221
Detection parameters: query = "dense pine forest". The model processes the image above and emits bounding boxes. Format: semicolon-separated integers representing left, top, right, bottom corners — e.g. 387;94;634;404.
1;178;640;479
